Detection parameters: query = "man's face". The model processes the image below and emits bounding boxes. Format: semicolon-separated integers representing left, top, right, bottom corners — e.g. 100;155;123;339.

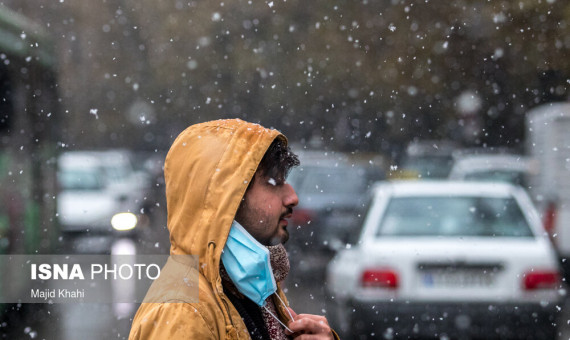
235;173;299;246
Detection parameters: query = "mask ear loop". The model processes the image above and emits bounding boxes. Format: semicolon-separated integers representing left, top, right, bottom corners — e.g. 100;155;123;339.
275;293;295;321
262;294;296;333
263;305;293;333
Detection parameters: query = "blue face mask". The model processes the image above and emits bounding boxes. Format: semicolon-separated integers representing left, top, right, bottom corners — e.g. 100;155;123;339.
221;220;295;332
221;220;277;307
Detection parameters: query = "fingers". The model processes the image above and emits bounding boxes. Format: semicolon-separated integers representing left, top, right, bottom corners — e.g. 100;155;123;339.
285;313;333;339
289;317;330;334
291;335;331;340
292;313;328;323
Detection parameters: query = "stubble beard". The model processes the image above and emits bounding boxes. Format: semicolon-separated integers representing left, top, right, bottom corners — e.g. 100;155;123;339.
235;203;285;246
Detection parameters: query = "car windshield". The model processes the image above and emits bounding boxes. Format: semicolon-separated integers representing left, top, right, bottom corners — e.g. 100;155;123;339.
58;169;105;191
376;196;533;237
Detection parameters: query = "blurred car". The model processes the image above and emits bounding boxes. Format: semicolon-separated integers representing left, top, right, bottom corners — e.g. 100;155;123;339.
449;154;536;188
88;149;152;211
57;151;147;253
395;140;458;179
327;181;564;339
526;103;570;281
286;151;384;276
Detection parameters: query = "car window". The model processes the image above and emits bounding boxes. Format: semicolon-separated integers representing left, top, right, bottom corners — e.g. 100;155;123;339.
463;171;527;187
58;169;105;191
376;196;533;238
401;155;455;178
289;166;368;195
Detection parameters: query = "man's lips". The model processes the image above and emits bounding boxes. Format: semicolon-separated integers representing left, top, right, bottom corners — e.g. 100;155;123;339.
280;213;292;226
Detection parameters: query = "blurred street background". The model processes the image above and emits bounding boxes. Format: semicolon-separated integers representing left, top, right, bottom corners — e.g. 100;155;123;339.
1;0;570;339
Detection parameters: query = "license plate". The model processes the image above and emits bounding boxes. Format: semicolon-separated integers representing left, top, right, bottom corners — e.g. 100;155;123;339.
421;270;495;288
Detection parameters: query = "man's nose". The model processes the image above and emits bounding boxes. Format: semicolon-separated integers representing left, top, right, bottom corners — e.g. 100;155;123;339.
283;183;299;207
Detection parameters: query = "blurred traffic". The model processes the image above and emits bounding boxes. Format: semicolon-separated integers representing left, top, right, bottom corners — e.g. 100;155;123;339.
2;121;570;338
57;150;158;254
1;147;170;339
2;108;570;338
284;102;570;339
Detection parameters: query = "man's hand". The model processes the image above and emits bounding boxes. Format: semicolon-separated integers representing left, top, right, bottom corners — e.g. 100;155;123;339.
284;308;334;340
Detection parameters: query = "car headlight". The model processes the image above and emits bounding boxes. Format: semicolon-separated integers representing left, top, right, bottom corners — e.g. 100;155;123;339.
111;212;138;231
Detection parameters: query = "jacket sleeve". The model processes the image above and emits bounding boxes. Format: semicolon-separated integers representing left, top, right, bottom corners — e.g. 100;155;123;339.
129;303;218;340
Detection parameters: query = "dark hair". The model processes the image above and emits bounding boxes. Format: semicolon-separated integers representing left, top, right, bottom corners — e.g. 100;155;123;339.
256;138;300;183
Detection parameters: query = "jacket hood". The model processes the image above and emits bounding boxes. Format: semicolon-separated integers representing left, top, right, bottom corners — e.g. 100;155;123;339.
164;119;286;282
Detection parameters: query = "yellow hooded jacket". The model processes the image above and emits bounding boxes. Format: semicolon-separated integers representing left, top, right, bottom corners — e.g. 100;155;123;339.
129;119;293;339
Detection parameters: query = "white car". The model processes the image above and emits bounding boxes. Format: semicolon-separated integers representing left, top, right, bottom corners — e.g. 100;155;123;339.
87;149;151;210
326;181;564;339
57;151;142;252
448;154;536;188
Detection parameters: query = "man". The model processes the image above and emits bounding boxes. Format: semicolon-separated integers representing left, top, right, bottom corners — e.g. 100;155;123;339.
129;119;338;339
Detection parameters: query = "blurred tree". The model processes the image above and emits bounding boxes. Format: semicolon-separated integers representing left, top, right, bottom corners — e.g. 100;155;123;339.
3;0;570;155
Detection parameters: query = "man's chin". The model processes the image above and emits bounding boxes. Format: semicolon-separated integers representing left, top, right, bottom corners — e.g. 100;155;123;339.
269;231;288;246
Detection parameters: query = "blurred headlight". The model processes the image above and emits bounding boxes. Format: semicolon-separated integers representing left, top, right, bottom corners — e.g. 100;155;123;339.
111;212;138;231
